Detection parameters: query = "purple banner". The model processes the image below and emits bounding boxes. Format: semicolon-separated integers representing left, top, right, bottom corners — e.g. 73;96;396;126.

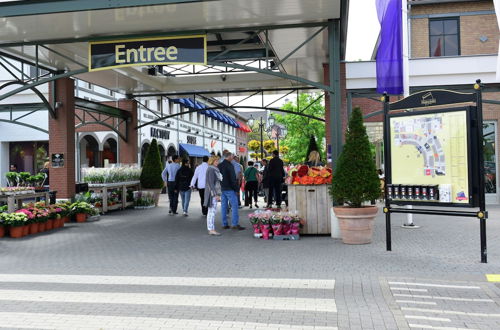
376;0;403;95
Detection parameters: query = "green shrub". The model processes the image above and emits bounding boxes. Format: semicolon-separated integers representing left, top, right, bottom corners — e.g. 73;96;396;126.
329;107;380;208
140;139;164;189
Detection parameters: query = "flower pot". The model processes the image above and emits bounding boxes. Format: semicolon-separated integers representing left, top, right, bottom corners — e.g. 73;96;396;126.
29;223;39;235
75;213;87;223
0;225;4;238
252;224;261;234
46;219;54;230
142;189;161;207
10;226;23;238
291;222;300;235
38;222;46;232
333;206;378;244
282;223;291;235
271;224;283;236
63;216;69;223
261;224;270;240
22;225;29;236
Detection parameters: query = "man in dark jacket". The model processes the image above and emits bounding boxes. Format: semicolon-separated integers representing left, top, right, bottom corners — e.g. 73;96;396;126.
217;151;245;230
267;150;285;208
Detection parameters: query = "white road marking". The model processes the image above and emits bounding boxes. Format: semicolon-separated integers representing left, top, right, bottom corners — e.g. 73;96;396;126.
0;289;337;312
396;299;437;305
405;315;451;322
394;293;494;302
0;312;339;330
409;324;478;330
390;287;428;292
402;307;500;318
0;274;335;289
389;281;480;289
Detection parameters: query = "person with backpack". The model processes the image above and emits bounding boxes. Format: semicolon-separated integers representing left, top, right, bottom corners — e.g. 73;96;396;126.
174;159;194;216
244;161;260;208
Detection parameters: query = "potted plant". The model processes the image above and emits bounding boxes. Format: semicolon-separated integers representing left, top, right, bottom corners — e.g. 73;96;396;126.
139;139;164;206
69;202;93;222
248;213;261;235
329;107;381;244
3;212;29;238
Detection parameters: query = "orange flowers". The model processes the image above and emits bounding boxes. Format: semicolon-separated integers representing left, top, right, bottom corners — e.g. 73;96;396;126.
288;165;332;185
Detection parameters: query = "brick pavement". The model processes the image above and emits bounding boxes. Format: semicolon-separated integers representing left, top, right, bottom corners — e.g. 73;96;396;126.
1;194;500;329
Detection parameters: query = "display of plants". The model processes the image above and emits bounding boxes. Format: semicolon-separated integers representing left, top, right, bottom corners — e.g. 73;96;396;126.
248;210;303;240
69;202;94;215
82;166;141;184
2;212;28;227
287;165;332;185
133;191;155;208
5;172;18;187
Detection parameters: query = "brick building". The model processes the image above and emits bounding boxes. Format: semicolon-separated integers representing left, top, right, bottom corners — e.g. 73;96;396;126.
343;0;500;203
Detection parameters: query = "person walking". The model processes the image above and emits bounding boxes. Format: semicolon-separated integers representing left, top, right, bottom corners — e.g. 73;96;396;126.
232;155;243;208
161;155;180;215
190;155;209;216
175;159;194;216
267;150;285;208
244;161;260;208
218;151;245;230
260;158;270;204
204;156;222;236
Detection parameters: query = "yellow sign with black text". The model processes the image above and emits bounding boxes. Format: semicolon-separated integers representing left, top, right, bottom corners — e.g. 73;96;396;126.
88;35;206;72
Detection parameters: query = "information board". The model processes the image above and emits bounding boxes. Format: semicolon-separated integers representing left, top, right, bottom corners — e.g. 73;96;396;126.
389;109;470;205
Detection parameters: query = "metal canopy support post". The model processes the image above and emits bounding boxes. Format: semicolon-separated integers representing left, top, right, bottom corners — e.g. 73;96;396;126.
328;19;342;168
382;93;392;251
475;80;487;263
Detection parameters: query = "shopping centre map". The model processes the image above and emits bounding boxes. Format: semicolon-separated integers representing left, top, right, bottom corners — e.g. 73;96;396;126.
390;110;470;203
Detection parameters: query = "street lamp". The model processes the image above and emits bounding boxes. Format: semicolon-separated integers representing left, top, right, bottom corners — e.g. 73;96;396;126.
266;114;287;155
248;114;265;161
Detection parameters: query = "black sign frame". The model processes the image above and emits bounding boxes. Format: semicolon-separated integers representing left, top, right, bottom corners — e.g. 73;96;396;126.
382;81;488;263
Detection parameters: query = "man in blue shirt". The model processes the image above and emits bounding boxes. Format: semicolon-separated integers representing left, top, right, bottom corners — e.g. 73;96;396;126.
218;151;245;230
162;155;180;214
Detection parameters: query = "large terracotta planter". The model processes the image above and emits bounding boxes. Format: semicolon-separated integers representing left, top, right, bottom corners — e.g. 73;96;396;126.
63;216;69;223
0;225;4;238
9;226;23;238
29;223;39;235
75;213;87;223
38;221;46;232
46;219;54;230
333;206;378;244
142;188;161;207
22;225;29;236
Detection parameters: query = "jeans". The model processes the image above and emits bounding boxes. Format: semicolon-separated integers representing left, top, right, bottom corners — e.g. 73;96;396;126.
221;190;239;227
167;183;179;213
198;188;208;215
180;189;191;213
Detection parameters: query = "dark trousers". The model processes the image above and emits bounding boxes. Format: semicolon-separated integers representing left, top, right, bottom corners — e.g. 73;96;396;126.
268;178;282;207
167;182;179;212
244;181;258;205
199;188;208;215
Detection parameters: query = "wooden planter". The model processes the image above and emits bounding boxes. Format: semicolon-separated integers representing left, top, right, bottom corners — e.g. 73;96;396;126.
333;206;378;244
287;184;332;234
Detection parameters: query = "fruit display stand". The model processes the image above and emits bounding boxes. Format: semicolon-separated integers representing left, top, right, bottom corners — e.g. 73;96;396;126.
287;184;332;234
0;191;50;213
87;181;140;213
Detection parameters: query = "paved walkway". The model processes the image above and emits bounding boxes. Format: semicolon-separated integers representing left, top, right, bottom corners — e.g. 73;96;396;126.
1;194;500;329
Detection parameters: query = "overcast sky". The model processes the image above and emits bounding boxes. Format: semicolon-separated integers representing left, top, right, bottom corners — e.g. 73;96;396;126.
345;0;380;61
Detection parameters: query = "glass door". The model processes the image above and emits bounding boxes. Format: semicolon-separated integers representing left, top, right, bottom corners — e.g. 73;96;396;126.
483;121;497;204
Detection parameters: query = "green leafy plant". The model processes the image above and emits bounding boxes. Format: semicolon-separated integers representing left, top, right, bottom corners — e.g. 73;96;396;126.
69;202;94;215
1;212;28;227
329;107;380;208
140;139;164;189
5;172;19;187
18;172;31;186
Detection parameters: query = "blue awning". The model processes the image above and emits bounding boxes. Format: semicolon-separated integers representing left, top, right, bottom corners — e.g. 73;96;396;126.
179;143;211;157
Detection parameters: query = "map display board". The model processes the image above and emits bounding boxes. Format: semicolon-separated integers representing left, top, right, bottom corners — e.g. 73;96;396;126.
389;109;470;204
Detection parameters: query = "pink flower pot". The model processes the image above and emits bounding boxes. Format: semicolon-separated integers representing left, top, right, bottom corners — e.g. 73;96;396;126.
291;222;300;235
252;224;261;234
282;223;291;235
261;224;270;240
271;224;282;236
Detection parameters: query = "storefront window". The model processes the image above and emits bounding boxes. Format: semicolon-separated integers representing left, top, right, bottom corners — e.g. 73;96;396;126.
9;141;48;174
483;122;497;194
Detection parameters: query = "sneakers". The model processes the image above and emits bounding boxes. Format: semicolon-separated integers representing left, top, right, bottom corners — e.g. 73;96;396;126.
255;204;259;208
249;205;252;209
208;230;221;236
183;212;188;217
222;225;230;229
231;225;246;230
168;209;173;215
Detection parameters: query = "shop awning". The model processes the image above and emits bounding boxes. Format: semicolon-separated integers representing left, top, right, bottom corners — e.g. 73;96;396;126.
179;143;211;157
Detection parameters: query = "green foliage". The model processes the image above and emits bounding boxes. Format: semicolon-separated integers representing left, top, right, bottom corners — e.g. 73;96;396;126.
140;139;164;189
305;136;320;162
329;107;380;208
248;140;261;153
5;172;18;186
69;202;94;215
274;93;326;164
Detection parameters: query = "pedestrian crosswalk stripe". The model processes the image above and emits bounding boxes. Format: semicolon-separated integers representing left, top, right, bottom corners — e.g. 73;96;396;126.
486;274;500;282
405;315;451;322
390;287;428;292
394;293;494;302
395;300;437;305
0;289;337;313
409;324;477;330
402;307;500;318
389;281;480;289
0;274;335;289
0;312;339;330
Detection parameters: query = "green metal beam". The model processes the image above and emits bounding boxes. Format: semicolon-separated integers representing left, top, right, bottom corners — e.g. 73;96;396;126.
0;0;208;18
76;121;127;142
75;98;131;119
207;61;333;93
0;119;48;134
207;49;275;61
0;80;56;118
329;19;343;167
0;22;328;47
0;103;45;112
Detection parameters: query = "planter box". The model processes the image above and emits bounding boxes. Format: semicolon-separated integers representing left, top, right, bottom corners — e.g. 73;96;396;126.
287;184;332;234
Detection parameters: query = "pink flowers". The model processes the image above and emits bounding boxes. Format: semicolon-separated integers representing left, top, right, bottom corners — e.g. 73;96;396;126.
15;209;34;219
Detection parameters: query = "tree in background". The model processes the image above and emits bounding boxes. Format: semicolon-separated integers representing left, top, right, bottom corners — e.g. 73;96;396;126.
140;139;164;189
248;140;261;160
274;93;325;164
263;140;276;154
305;135;320;162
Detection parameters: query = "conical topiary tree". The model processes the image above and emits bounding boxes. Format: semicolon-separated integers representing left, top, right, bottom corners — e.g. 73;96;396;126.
329;107;380;208
140;139;164;189
305;135;319;162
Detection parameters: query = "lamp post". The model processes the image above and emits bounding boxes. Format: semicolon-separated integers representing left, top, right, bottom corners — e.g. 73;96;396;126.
248;114;265;161
266;114;287;155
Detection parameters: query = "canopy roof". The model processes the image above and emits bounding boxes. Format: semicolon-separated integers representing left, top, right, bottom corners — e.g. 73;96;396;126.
0;0;349;96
